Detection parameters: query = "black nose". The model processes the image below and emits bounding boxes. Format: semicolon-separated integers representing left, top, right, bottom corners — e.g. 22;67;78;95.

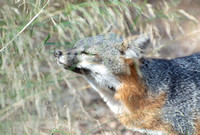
54;50;63;58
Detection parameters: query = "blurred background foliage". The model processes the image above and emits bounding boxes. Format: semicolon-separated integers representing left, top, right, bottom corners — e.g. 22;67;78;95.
0;0;200;134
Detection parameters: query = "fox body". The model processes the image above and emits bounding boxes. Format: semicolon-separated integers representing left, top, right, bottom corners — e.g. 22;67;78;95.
54;33;200;135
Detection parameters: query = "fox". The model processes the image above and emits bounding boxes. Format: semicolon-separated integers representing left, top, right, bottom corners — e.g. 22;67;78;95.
54;32;200;135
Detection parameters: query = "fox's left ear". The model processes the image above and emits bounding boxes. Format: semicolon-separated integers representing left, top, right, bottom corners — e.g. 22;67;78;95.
121;34;150;58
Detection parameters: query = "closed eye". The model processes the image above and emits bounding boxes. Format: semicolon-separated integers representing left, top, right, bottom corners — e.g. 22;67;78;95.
81;51;89;55
81;51;97;56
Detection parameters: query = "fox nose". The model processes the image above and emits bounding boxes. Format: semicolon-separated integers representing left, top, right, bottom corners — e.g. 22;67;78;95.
54;50;63;58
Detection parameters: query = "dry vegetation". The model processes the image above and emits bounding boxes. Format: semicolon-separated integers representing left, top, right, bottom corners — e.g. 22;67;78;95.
0;0;200;135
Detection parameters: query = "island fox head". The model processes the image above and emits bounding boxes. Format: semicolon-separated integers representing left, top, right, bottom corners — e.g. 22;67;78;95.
54;33;150;91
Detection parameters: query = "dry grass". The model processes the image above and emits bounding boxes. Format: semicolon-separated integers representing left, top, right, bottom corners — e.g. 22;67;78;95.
0;0;200;135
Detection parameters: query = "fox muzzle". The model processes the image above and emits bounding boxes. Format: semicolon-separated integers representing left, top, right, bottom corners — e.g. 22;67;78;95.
54;49;81;71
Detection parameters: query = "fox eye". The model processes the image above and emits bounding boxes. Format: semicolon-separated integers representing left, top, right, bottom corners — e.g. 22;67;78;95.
81;51;89;55
81;51;97;56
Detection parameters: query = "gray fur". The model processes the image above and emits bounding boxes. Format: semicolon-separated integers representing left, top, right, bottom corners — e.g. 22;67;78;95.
55;33;200;135
140;53;200;134
75;33;128;74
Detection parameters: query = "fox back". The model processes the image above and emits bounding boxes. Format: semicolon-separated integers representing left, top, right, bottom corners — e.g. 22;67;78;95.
54;33;200;135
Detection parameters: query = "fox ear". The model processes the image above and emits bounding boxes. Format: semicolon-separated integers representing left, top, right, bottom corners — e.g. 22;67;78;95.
121;34;150;58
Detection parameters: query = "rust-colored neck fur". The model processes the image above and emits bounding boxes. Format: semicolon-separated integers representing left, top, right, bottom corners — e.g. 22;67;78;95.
195;119;200;135
114;59;177;134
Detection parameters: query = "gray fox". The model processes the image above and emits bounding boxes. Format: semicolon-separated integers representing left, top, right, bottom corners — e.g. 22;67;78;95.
54;33;200;135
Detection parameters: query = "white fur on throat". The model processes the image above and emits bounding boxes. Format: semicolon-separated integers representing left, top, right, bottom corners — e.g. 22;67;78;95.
84;76;125;114
78;60;121;90
78;60;125;114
